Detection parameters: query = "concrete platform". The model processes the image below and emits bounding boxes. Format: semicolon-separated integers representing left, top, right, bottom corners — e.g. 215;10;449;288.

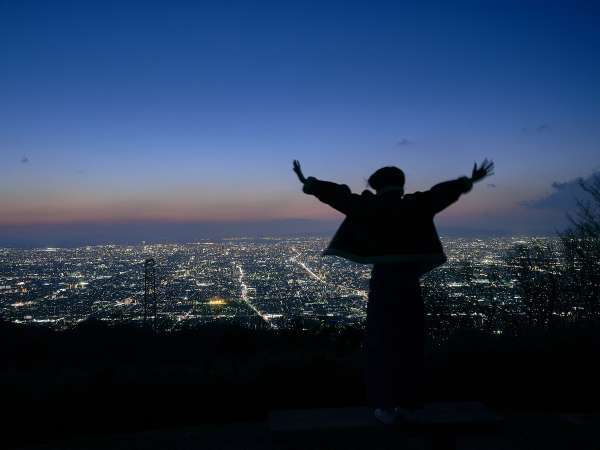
270;402;502;431
270;402;503;450
16;407;600;450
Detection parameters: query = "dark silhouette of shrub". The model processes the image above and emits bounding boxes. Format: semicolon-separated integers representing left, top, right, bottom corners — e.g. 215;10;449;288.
505;174;600;330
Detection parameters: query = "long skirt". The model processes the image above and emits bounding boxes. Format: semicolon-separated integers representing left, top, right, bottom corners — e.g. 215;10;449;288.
365;263;424;409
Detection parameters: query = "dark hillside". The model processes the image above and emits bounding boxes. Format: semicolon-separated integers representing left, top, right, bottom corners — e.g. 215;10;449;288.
2;319;599;448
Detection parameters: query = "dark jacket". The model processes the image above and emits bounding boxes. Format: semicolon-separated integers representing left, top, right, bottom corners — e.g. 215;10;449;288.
303;176;473;274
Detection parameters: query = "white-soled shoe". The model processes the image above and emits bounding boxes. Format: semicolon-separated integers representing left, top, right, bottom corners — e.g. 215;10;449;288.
374;408;397;425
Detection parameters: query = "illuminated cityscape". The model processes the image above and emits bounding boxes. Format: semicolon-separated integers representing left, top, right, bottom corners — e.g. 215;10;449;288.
0;236;558;334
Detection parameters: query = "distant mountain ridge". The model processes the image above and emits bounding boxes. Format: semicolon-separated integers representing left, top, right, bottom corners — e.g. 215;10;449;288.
0;219;547;248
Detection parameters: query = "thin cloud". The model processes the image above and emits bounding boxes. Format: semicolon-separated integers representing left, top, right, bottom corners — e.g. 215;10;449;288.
520;172;598;210
521;123;551;133
536;124;550;132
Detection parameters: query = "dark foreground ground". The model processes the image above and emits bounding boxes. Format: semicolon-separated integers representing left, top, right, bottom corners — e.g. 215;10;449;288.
15;409;600;450
3;320;600;449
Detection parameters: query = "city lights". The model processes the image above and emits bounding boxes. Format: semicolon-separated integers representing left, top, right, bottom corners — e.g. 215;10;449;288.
0;236;560;334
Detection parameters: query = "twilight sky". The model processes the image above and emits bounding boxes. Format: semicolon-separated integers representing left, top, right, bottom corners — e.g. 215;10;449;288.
1;1;600;245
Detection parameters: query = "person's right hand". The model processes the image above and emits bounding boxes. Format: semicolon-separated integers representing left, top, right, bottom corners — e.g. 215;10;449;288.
293;160;307;184
471;158;495;183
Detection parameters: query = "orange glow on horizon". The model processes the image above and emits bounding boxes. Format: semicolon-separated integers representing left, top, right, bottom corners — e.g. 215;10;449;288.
0;182;520;227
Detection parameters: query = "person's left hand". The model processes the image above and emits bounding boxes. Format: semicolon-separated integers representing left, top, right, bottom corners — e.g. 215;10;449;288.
471;158;495;183
293;160;307;184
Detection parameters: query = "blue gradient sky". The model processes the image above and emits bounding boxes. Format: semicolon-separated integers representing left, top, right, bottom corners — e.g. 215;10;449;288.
1;1;599;244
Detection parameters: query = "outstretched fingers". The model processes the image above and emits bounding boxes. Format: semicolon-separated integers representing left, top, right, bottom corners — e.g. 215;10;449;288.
471;158;495;182
483;159;495;176
292;159;306;183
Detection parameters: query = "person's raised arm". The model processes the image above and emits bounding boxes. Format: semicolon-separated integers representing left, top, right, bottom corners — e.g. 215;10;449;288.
425;159;494;214
293;160;367;216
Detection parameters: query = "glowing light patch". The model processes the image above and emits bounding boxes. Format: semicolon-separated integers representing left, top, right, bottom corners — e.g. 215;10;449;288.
207;296;227;306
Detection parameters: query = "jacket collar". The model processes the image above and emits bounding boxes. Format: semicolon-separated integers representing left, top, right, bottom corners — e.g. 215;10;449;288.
376;186;404;196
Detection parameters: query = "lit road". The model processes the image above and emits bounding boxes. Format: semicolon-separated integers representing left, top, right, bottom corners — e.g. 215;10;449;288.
235;263;275;328
290;247;368;300
290;248;326;283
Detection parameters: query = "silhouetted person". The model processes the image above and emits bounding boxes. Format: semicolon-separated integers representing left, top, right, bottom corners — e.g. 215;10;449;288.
293;158;494;424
